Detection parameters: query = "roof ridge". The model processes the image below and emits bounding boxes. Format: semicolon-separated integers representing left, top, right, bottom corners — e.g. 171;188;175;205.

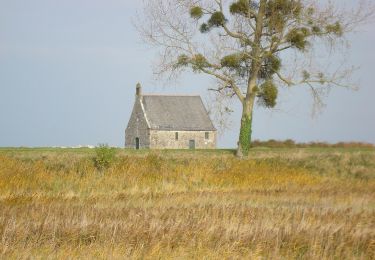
143;93;201;97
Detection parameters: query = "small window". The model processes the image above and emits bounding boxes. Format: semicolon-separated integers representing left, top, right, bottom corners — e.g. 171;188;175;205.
205;132;209;139
175;132;179;140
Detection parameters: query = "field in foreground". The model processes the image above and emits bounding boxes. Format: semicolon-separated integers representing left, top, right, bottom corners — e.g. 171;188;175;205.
0;147;374;259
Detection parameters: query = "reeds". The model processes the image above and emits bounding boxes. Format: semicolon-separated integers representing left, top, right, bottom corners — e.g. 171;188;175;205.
0;148;374;259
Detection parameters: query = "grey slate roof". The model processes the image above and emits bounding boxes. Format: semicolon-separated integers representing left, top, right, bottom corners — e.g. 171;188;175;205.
141;95;216;131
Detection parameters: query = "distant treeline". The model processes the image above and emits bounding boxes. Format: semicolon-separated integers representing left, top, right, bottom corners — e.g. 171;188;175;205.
251;139;374;148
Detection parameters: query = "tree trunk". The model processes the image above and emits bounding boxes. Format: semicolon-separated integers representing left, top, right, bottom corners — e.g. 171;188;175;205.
236;0;265;158
236;98;255;158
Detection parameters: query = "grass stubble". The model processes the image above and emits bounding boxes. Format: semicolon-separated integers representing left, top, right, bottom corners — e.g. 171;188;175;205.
0;147;374;259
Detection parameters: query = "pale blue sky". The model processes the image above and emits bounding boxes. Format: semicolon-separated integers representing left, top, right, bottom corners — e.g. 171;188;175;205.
0;0;374;148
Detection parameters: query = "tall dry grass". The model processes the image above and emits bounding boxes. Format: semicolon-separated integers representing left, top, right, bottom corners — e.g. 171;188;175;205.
0;148;374;259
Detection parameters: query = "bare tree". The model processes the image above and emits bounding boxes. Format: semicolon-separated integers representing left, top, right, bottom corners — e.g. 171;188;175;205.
137;0;373;157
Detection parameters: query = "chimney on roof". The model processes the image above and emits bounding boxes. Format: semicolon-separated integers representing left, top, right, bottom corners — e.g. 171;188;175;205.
136;83;142;97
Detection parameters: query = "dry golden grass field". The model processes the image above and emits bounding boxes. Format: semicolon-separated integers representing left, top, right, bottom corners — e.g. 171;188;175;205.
0;147;374;259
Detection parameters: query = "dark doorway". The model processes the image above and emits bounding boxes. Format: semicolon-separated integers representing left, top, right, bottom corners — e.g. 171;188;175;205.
135;137;140;150
189;140;195;149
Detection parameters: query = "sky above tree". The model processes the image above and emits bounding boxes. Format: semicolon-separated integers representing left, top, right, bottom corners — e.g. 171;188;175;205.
0;0;374;147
